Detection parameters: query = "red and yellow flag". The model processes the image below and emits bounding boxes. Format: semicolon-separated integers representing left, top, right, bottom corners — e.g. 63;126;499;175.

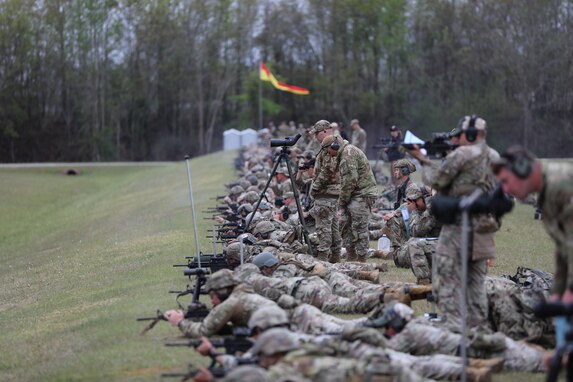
260;62;310;95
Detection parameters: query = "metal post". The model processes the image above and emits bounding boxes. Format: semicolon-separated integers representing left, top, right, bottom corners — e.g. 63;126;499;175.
184;155;201;269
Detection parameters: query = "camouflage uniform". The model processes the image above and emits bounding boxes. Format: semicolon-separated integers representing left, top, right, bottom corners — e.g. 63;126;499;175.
386;318;545;372
487;270;554;346
422;138;499;330
537;162;573;297
350;125;368;153
336;141;378;261
233;264;379;314
310;128;342;262
178;283;278;338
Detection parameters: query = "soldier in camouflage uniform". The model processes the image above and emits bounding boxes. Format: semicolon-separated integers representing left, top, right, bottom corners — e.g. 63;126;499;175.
324;135;378;262
392;159;416;209
349;118;367;153
397;184;442;284
164;269;277;338
363;302;546;373
308;120;342;262
492;146;573;304
409;115;500;331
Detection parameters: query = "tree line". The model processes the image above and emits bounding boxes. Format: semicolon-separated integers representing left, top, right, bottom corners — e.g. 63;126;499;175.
1;0;572;162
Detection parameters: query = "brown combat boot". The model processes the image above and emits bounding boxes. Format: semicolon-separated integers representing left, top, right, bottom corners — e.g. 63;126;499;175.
465;366;492;382
356;270;380;283
369;249;393;260
417;278;431;285
375;263;388;272
346;249;358;262
468;357;504;373
329;250;341;264
316;251;329;261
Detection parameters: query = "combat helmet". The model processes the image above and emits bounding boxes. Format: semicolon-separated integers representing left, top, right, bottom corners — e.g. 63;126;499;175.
252;252;279;269
394;159;416;174
405;183;430;201
251;328;299;356
205;269;239;292
253;220;275;236
230;185;245;196
248;305;290;331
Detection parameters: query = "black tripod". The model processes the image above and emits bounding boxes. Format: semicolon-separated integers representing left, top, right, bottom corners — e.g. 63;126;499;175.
244;134;314;256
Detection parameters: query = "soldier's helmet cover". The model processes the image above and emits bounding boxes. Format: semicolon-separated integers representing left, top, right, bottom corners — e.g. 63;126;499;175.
251;328;299;356
254;220;275;235
394;159;416;174
370;302;414;330
230;185;245;195
252;252;279;269
248;305;290;331
205;269;239;292
406;183;429;201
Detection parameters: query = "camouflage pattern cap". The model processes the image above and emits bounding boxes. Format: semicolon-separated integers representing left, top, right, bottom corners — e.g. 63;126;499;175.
205;269;239;292
350;119;359;126
321;134;339;148
451;115;487;137
405;183;430;201
251;328;299;356
308;119;331;135
248;305;289;331
394;159;416;173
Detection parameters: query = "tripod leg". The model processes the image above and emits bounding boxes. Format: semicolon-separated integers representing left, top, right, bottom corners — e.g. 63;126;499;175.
546;346;565;382
284;155;314;256
244;156;282;232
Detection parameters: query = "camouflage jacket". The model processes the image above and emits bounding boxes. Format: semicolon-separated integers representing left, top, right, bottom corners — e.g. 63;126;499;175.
409;197;441;237
336;141;378;206
311;135;342;198
351;127;367;153
422;140;498;197
178;283;277;338
538;161;573;296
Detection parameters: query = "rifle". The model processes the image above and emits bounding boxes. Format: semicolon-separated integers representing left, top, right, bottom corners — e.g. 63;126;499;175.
137;269;210;335
161;365;226;381
372;138;398;150
165;327;253;356
402;132;458;159
174;254;234;273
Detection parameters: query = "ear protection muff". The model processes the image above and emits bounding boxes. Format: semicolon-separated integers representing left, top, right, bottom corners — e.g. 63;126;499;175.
400;166;410;176
503;152;532;179
329;137;340;151
464;115;478;142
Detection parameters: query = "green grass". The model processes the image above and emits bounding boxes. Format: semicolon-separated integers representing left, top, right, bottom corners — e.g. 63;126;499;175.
0;154;557;381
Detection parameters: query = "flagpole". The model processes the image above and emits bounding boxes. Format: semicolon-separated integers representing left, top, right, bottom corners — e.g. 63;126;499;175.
258;64;263;130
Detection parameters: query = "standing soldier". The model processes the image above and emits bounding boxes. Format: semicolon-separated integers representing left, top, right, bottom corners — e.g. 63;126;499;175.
408;115;499;331
308;120;342;262
385;125;405;185
323;135;377;262
350;118;367;153
492;146;573;303
392;158;416;209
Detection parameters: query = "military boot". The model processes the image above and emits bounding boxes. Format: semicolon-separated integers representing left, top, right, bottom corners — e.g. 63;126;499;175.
329;250;341;264
416;277;431;285
356;270;380;283
316;251;329;261
469;357;505;373
346;249;358;262
375;263;388;272
465;366;492;382
369;249;393;260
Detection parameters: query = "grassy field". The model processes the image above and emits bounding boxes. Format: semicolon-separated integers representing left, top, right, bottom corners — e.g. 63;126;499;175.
0;152;556;381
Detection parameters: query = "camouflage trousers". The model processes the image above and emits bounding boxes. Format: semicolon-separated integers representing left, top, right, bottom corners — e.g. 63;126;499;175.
290;303;367;334
313;197;342;257
435;252;488;331
395;238;437;282
288;276;379;314
435;228;488;331
340;196;374;260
